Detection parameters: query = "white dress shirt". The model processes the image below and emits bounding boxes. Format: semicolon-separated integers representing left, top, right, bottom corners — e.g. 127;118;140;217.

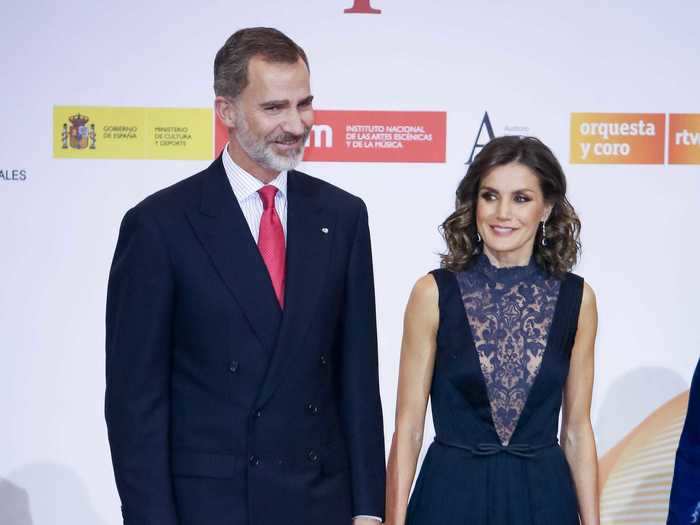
221;145;382;523
222;144;288;243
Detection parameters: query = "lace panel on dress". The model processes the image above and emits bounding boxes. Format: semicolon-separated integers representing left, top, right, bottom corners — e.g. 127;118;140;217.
456;256;560;445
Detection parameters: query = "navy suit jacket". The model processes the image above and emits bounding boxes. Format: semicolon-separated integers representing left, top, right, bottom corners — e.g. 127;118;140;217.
105;157;386;525
667;359;700;524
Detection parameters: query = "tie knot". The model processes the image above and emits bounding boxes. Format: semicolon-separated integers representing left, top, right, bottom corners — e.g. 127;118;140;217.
258;185;278;210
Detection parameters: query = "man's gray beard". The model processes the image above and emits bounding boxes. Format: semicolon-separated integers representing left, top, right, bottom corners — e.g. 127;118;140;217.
234;114;307;173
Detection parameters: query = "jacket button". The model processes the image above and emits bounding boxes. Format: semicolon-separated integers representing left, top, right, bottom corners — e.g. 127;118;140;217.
249;455;261;466
320;354;327;366
307;449;319;463
254;409;262;418
229;360;239;373
306;403;319;415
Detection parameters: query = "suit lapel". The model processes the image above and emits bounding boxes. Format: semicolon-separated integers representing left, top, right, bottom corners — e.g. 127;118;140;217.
186;157;282;354
255;171;335;407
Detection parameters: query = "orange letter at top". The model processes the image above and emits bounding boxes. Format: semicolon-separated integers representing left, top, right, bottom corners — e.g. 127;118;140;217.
344;0;381;14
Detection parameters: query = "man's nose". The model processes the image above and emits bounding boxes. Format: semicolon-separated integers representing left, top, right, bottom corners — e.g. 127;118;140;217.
282;109;307;136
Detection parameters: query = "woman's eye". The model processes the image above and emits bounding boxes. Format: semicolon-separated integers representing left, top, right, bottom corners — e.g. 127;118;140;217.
514;195;531;203
480;192;495;201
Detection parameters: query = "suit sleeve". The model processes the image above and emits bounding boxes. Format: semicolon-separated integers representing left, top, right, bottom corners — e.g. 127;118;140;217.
339;199;386;520
105;207;178;525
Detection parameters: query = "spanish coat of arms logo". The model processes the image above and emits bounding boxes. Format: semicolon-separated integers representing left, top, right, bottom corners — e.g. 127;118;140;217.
64;114;96;150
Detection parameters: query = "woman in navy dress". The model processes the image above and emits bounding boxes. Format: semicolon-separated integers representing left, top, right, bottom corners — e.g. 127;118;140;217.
667;358;700;524
386;136;600;525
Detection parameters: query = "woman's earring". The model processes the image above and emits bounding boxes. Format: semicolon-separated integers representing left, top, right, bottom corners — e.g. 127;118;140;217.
541;221;547;246
475;231;482;243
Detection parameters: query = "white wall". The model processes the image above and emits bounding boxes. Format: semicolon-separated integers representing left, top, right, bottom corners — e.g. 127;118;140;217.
1;1;698;523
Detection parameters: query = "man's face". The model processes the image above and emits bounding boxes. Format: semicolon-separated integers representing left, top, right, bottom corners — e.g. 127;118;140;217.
232;56;314;173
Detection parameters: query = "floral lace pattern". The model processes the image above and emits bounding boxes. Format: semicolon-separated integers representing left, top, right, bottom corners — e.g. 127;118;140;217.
456;254;560;445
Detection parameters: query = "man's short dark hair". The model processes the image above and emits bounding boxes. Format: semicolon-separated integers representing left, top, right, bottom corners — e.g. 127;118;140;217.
214;27;309;99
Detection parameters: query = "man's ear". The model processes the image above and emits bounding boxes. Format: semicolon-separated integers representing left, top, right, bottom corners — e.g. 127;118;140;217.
214;96;237;128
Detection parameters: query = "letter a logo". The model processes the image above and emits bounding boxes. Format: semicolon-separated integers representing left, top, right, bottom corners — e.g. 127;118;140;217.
467;112;495;164
344;0;381;14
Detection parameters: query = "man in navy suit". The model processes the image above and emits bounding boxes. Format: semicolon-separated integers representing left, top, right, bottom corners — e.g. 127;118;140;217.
667;358;700;524
105;27;385;525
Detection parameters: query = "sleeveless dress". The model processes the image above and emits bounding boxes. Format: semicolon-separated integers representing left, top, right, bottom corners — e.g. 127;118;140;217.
406;254;584;525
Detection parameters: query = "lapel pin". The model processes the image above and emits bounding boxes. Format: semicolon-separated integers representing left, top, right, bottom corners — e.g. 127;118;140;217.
321;227;329;234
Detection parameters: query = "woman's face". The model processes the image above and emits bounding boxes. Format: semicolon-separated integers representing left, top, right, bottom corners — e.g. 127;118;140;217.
475;161;552;264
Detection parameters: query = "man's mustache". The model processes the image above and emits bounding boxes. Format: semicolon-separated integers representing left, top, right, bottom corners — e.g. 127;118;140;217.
268;128;311;145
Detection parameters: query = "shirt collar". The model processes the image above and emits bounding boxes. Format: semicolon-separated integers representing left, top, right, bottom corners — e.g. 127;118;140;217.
222;143;287;203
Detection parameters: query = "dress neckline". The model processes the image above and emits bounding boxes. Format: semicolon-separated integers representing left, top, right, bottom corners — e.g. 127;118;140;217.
472;252;540;285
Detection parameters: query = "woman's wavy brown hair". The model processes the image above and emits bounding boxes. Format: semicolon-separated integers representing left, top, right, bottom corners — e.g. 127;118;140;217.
440;136;581;277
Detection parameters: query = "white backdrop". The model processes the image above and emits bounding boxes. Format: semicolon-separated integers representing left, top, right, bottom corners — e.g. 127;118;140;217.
1;1;699;524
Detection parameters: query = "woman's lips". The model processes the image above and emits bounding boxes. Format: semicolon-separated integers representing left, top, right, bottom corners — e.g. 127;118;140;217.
490;225;517;236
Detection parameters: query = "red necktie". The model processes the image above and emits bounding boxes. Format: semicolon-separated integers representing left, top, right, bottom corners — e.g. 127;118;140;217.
257;185;285;307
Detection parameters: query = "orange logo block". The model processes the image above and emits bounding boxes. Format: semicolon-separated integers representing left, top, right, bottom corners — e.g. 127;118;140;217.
668;114;700;164
304;110;446;163
570;113;665;164
214;110;446;163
